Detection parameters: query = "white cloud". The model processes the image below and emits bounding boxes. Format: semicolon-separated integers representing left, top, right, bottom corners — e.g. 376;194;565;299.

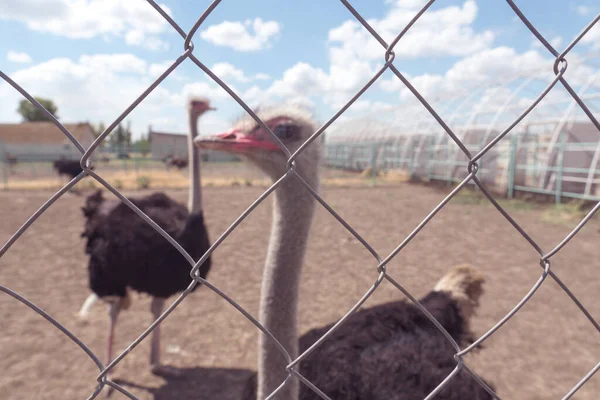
328;0;494;61
532;36;563;50
0;53;234;139
346;100;396;114
375;46;557;104
0;54;158;125
386;0;429;8
0;0;67;20
0;52;270;141
125;29;169;51
243;57;376;110
200;18;281;52
373;44;600;126
147;60;188;81
148;61;172;78
550;36;564;49
209;63;271;84
242;0;494;111
254;73;271;81
7;51;32;63
575;5;595;16
211;63;251;83
0;0;172;51
268;63;329;98
445;47;549;84
181;81;235;102
580;24;600;49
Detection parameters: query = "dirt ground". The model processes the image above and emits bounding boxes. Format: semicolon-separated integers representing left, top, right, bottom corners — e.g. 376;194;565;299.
0;181;598;400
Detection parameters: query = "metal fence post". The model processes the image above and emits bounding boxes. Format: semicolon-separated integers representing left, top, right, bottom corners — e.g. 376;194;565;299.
445;142;452;186
122;146;128;172
556;132;566;204
409;142;416;176
427;135;434;181
1;160;7;191
397;142;402;169
533;133;539;184
507;134;518;199
371;143;378;183
0;140;7;191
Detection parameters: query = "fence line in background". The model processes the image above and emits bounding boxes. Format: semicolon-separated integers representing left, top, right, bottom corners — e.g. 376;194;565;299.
326;130;600;204
1;1;599;399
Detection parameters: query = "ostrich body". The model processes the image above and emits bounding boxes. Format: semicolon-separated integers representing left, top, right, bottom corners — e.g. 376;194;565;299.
167;156;189;170
80;97;214;378
5;153;17;174
195;106;494;400
53;157;89;179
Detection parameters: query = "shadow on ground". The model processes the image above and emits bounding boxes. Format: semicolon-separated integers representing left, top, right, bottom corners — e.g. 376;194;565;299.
113;367;256;400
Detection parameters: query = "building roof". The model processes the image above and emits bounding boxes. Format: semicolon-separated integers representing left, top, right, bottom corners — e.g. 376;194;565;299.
0;122;95;145
149;130;187;139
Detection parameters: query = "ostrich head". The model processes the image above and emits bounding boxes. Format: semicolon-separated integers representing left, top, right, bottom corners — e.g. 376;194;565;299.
187;96;216;118
193;104;321;181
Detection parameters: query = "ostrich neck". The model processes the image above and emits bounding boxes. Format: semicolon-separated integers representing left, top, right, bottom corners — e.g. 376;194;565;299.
188;112;202;213
258;170;318;400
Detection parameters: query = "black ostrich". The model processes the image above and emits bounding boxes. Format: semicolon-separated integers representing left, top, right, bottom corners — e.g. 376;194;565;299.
53;157;88;179
168;156;189;170
5;153;17;174
78;97;216;379
195;105;495;400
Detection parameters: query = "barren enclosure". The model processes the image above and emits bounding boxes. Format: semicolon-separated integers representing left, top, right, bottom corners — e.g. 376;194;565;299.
0;183;599;400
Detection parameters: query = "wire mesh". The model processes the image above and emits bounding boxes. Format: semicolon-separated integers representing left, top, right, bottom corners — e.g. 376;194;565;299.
1;1;599;399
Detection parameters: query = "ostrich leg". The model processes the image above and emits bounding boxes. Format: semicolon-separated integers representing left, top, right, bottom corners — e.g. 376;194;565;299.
104;299;123;398
106;300;122;369
149;297;182;378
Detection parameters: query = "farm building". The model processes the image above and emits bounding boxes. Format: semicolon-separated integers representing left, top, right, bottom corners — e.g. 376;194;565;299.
149;127;239;162
0;122;96;162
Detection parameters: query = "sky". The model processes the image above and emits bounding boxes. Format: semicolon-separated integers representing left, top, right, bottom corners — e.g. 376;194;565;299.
0;0;599;141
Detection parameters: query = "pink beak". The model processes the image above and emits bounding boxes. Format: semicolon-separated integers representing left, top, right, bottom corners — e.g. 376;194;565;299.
194;129;281;153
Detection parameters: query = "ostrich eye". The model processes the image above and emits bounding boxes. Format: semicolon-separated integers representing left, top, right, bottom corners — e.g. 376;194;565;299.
273;123;299;141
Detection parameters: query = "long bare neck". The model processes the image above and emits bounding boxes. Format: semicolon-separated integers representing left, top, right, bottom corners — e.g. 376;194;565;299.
257;168;319;400
188;111;202;213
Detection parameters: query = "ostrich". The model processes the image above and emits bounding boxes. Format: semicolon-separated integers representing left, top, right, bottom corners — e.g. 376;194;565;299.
194;106;495;400
168;156;189;170
78;97;215;379
53;157;90;179
6;153;17;173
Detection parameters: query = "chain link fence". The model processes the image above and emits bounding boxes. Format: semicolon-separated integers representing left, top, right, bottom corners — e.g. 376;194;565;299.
1;1;599;399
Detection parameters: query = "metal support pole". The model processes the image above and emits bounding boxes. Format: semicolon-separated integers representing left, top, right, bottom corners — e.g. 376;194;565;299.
427;135;434;181
556;132;566;204
371;143;378;184
507;135;518;199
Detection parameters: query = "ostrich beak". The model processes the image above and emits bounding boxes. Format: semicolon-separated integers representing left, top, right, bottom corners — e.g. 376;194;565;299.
194;129;281;153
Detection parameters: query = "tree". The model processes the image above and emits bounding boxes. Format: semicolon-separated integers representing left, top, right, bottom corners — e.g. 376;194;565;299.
93;122;106;138
134;133;151;156
108;121;133;157
17;97;58;122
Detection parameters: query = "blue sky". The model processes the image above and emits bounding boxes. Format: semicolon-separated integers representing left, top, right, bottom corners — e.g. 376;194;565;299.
0;0;599;141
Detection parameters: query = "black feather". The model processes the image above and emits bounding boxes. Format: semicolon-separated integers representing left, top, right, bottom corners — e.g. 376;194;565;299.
244;292;494;400
296;291;494;400
81;190;212;299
